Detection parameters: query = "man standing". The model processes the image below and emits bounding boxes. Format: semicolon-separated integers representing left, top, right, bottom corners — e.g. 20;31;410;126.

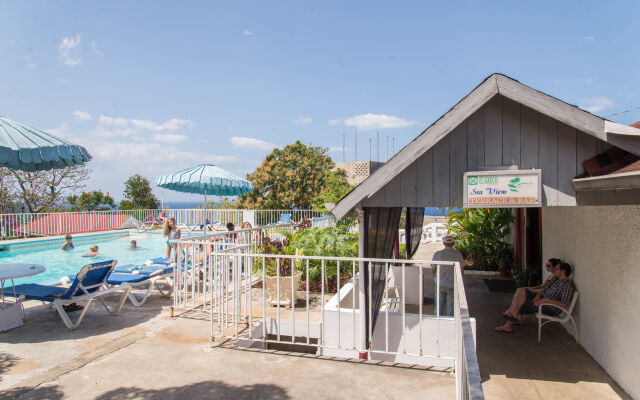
432;235;465;317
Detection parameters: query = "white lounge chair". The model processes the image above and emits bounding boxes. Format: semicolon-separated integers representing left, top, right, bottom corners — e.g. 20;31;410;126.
537;290;579;342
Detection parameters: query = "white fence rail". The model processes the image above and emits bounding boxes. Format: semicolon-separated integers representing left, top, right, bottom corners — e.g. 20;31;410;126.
398;222;449;244
170;226;484;399
0;209;320;240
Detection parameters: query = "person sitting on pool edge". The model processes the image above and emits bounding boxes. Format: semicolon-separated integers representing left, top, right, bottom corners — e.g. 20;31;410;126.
84;245;99;257
61;234;74;250
495;262;575;333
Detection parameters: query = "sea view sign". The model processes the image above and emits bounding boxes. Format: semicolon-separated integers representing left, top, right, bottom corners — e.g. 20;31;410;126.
463;169;542;208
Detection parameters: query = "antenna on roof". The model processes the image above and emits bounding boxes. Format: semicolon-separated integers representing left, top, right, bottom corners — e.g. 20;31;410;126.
369;138;372;162
342;132;345;163
354;129;358;162
376;131;380;162
386;135;389;161
392;138;395;156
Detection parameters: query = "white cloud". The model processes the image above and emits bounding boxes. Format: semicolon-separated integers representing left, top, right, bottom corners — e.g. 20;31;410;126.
230;136;277;151
57;78;69;84
131;118;194;132
579;97;614;113
99;115;130;127
585;77;594;84
242;30;254;36
26;62;37;70
47;122;70;138
91;41;102;55
59;34;82;66
152;133;188;144
93;115;193;138
292;115;312;125
330;113;415;131
72;111;93;121
582;36;595;42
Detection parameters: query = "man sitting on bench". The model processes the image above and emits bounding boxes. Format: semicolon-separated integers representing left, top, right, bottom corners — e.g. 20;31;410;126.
495;262;574;334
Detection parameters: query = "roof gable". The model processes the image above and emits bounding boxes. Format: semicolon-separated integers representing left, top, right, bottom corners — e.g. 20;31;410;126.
332;74;640;218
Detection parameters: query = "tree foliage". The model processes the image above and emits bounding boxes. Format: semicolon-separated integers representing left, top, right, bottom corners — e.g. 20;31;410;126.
446;208;514;271
310;168;352;214
239;141;339;209
1;165;90;213
119;174;159;210
67;190;115;211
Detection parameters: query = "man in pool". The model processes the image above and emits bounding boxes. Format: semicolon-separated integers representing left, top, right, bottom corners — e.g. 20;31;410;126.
61;234;74;250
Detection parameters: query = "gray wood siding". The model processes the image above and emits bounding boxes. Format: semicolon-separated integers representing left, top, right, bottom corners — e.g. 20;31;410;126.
364;95;613;208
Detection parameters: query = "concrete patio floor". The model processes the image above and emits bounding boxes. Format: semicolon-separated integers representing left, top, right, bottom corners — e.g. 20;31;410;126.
0;292;454;399
465;275;631;400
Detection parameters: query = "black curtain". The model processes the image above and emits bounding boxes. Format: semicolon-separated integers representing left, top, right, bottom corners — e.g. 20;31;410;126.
405;207;425;259
363;207;402;348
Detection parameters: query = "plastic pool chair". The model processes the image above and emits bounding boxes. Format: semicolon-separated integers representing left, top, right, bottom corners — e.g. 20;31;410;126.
279;213;292;224
4;260;129;329
110;264;176;305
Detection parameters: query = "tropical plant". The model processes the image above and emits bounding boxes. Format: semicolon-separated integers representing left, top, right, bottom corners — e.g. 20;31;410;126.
512;266;541;288
447;208;515;271
67;190;115;211
238;141;338;209
119;174;159;210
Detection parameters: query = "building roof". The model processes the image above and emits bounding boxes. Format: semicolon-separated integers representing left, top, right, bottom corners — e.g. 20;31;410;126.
632;121;640;129
332;74;640;218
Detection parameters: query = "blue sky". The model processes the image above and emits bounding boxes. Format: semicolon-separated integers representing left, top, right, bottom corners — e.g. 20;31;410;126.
1;1;639;201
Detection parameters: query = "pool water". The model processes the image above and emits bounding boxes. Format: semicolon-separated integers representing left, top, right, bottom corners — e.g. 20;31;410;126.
1;232;173;285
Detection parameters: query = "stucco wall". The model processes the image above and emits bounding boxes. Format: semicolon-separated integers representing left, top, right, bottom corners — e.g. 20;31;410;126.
542;205;640;399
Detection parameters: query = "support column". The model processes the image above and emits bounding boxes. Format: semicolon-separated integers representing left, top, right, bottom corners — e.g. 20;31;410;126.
357;208;367;358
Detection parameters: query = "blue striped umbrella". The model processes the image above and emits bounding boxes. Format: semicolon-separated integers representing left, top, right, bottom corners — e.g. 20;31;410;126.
0;116;92;171
155;164;254;206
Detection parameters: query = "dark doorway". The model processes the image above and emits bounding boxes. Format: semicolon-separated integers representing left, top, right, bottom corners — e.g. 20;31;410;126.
514;208;542;276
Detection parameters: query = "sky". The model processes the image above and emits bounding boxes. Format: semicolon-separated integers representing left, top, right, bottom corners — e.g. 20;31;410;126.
1;1;639;201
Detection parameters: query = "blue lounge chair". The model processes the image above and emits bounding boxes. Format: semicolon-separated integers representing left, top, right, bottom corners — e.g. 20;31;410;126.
279;213;291;224
4;260;129;329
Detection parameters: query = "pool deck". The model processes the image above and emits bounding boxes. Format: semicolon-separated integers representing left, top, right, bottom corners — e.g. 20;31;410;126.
0;294;454;399
0;241;631;399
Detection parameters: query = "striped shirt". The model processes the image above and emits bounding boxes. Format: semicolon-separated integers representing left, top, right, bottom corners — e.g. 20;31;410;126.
542;278;574;307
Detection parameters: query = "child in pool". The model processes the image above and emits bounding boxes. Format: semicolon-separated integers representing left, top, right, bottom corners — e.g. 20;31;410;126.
61;234;74;250
84;245;99;257
130;240;137;249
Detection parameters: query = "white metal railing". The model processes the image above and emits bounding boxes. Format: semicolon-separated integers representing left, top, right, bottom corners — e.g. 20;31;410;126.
398;222;448;245
172;224;294;309
0;209;321;240
454;260;484;400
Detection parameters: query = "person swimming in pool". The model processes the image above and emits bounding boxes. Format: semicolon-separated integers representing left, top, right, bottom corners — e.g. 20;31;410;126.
130;239;138;249
84;245;99;257
61;234;74;250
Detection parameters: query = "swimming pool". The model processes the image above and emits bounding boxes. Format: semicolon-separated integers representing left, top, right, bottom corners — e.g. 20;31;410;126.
0;232;175;285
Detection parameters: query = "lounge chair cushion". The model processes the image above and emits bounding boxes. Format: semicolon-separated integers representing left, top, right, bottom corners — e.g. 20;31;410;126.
106;273;149;285
3;284;67;302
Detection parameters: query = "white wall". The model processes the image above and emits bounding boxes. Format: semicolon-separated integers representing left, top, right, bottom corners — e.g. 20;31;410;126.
542;205;640;399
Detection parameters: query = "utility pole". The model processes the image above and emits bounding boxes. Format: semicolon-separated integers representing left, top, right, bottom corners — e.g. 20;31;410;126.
354;129;358;162
386;135;389;161
376;132;380;162
392;138;395;156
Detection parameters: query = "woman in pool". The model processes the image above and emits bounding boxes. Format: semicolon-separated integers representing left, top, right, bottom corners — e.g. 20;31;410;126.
84;245;99;257
164;217;181;258
61;234;74;250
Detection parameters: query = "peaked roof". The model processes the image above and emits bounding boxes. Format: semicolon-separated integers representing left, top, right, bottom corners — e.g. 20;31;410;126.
332;73;640;219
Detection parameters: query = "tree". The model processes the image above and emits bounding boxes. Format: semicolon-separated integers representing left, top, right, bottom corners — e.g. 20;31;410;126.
310;169;352;214
239;141;338;209
206;196;240;209
119;174;160;210
8;165;90;212
67;190;115;211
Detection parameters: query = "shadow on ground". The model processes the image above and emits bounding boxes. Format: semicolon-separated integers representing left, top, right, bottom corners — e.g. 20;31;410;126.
0;385;64;400
94;381;289;400
0;352;19;383
465;275;631;399
1;293;167;344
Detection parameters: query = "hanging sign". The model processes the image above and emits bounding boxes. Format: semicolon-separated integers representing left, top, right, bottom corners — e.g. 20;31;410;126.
463;169;542;208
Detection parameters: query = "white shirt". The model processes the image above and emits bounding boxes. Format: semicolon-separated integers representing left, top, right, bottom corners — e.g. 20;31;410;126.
432;246;465;289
